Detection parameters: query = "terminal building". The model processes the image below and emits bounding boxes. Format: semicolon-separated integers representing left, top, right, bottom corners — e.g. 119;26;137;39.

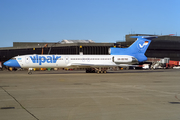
0;40;114;62
0;34;180;64
119;34;180;61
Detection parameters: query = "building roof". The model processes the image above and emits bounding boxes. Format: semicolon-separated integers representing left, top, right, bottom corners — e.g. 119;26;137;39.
61;40;95;44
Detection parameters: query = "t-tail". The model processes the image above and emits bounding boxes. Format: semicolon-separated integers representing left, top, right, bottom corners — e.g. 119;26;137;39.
110;36;157;62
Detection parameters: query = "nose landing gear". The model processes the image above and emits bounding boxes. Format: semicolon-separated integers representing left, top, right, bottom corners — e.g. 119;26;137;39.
28;68;33;74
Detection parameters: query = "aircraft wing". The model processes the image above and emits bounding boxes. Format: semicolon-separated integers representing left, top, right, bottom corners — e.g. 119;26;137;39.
67;63;138;68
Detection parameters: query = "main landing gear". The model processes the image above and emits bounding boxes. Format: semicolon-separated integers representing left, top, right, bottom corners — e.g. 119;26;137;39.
85;68;95;73
86;68;107;74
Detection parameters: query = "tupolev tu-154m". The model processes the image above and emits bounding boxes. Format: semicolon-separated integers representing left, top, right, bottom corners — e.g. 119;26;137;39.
4;36;159;74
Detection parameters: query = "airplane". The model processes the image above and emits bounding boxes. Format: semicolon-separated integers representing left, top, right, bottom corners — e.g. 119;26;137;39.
3;36;157;74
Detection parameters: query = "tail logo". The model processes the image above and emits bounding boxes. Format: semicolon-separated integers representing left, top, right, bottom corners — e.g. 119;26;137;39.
137;40;149;50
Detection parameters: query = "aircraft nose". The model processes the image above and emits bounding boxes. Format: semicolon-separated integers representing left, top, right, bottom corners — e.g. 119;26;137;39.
3;60;21;68
3;61;9;66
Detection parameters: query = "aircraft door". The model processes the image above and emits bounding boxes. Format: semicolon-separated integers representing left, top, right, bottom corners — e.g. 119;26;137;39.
112;56;114;62
18;57;24;67
65;56;69;64
25;56;30;64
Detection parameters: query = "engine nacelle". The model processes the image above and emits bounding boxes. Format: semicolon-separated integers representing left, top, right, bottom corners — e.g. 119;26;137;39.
113;56;138;64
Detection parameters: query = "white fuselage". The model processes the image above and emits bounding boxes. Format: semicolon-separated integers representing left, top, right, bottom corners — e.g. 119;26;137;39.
14;54;138;68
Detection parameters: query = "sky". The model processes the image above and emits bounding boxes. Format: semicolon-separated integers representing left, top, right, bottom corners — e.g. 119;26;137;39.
0;0;180;47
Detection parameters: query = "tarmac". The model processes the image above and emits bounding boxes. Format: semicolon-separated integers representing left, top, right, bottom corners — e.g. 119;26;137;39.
0;69;180;120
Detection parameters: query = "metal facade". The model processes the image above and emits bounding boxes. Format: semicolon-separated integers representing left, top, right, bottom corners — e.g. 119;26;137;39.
0;43;113;62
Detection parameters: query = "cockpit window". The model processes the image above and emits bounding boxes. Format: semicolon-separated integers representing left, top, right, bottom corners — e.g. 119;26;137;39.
11;57;16;60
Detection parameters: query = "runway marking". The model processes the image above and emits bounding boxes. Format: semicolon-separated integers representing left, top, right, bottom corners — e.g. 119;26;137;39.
0;86;39;120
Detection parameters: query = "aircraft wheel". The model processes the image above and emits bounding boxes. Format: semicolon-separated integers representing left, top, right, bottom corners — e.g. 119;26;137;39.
151;67;155;70
28;71;32;75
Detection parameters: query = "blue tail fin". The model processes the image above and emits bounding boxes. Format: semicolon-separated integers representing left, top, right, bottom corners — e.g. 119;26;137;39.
110;36;157;62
